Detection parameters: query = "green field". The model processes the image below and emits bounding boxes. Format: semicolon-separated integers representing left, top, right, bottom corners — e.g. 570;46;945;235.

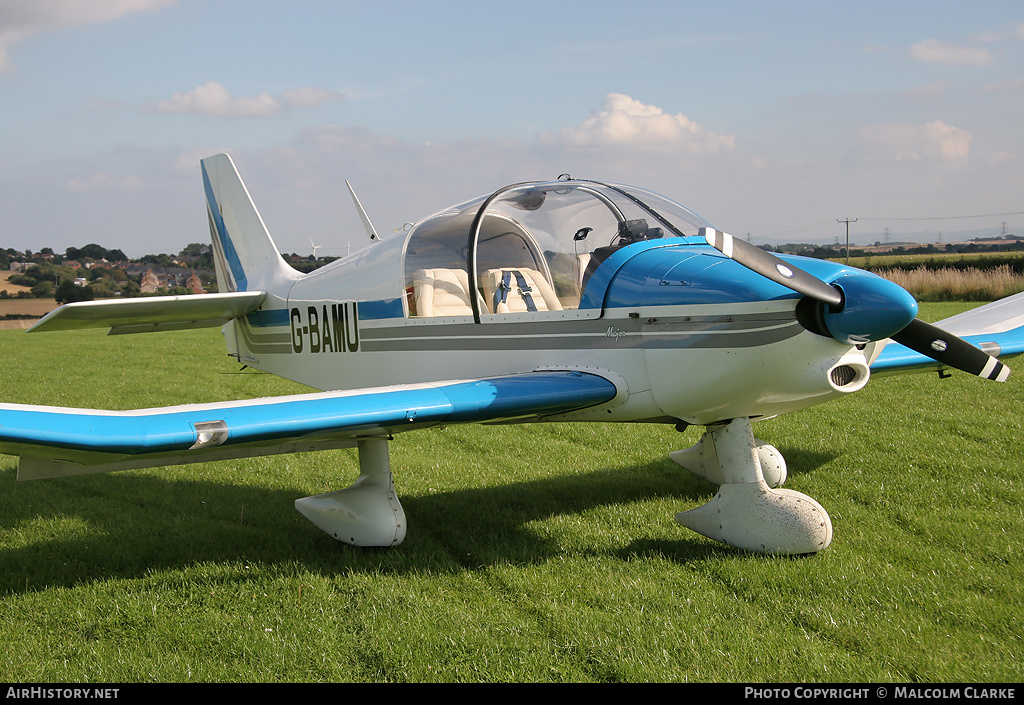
837;250;1024;272
0;304;1021;682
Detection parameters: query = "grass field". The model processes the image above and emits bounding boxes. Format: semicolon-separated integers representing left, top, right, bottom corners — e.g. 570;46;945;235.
838;250;1024;271
0;272;33;296
0;303;1021;682
879;265;1024;302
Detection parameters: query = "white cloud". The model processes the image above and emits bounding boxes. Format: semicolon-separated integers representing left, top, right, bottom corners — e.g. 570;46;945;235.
144;81;342;118
146;81;282;118
907;81;951;99
0;0;174;72
908;39;992;67
279;87;342;109
971;22;1024;43
66;170;144;192
980;78;1024;93
542;93;735;153
847;120;972;165
988;150;1017;166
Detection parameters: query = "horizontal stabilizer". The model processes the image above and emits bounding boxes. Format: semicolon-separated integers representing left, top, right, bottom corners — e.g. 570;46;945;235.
0;371;617;479
27;291;266;335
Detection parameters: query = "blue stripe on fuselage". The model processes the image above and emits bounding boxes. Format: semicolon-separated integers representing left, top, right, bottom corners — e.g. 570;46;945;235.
358;298;404;320
245;299;403;331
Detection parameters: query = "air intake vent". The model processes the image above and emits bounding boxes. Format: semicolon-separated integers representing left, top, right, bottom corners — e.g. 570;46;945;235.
830;365;858;388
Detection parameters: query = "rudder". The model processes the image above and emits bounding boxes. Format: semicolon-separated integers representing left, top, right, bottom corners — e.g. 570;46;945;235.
202;154;298;293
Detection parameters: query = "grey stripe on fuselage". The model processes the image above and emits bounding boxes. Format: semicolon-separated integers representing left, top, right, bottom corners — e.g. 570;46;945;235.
235;309;802;354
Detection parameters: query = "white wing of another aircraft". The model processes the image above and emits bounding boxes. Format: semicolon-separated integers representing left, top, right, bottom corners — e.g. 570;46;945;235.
870;291;1024;377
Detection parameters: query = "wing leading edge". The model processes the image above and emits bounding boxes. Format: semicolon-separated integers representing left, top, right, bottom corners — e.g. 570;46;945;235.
27;291;267;335
0;371;618;480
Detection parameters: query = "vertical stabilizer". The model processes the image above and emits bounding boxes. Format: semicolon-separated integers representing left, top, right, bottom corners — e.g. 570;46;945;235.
202;154;298;293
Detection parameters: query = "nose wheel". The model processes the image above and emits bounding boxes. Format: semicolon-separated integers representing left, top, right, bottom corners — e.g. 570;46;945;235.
672;418;832;555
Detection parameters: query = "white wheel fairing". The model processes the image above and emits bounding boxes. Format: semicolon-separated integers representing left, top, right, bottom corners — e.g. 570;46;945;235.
673;418;832;554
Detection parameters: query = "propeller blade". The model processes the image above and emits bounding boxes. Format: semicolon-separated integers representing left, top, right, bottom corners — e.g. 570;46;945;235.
890;318;1010;382
700;228;844;309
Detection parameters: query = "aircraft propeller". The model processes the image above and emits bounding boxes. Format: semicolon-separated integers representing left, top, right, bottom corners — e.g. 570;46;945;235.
699;228;1010;382
889;318;1009;381
701;227;844;308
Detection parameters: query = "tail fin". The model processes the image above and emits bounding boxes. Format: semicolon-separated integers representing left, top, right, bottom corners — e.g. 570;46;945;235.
201;154;298;293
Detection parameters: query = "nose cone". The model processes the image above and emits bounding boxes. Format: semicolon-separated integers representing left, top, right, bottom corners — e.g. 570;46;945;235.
823;272;918;344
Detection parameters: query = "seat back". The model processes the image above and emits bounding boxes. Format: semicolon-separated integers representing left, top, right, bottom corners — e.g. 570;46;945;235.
411;268;480;317
479;268;563;313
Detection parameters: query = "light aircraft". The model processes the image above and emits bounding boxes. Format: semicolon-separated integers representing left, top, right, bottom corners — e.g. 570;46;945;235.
2;154;1023;555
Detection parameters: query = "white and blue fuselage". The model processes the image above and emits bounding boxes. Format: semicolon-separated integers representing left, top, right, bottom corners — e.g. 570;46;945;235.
223;177;891;428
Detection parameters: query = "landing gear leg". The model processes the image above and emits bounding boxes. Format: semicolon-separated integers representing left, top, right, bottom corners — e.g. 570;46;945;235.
671;427;787;488
294;438;407;547
673;418;832;555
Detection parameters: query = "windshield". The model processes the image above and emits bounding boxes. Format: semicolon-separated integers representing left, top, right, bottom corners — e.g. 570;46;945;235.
403;179;714;318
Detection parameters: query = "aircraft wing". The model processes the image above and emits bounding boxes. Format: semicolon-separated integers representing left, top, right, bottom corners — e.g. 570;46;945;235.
871;292;1024;376
27;291;266;335
0;371;618;480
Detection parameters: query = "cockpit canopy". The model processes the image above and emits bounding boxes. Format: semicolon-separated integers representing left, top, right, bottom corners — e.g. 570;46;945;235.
403;178;715;318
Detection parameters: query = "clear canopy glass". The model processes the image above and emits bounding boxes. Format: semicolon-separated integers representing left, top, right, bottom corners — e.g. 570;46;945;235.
403;179;714;318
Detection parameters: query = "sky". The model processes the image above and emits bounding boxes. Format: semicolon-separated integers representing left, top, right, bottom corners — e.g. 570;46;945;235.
1;0;1023;258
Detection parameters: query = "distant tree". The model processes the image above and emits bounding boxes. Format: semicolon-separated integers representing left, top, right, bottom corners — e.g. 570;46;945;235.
180;243;210;257
179;243;213;269
140;253;174;267
63;244;126;262
88;277;122;298
55;280;94;304
30;281;55;298
78;243;110;260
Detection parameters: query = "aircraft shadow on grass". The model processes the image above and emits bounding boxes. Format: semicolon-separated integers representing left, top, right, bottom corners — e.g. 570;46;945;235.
0;444;837;591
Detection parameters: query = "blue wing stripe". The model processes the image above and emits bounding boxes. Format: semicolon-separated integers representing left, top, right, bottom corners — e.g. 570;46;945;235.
0;372;616;459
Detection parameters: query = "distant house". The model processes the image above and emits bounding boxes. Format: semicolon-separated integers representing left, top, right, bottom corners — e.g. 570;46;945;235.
140;268;205;294
140;268;160;293
186;270;203;294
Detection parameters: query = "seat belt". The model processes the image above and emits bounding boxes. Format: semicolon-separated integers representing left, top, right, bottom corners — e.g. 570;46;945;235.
495;270;537;312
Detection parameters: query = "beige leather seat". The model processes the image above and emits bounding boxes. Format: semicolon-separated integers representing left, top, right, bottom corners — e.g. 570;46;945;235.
410;268;485;317
479;268;563;313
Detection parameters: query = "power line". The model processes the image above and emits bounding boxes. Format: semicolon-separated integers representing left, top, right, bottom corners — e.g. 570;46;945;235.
858;210;1024;222
761;221;836;239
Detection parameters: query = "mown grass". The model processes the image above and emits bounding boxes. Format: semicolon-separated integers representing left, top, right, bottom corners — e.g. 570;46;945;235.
0;304;1021;682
